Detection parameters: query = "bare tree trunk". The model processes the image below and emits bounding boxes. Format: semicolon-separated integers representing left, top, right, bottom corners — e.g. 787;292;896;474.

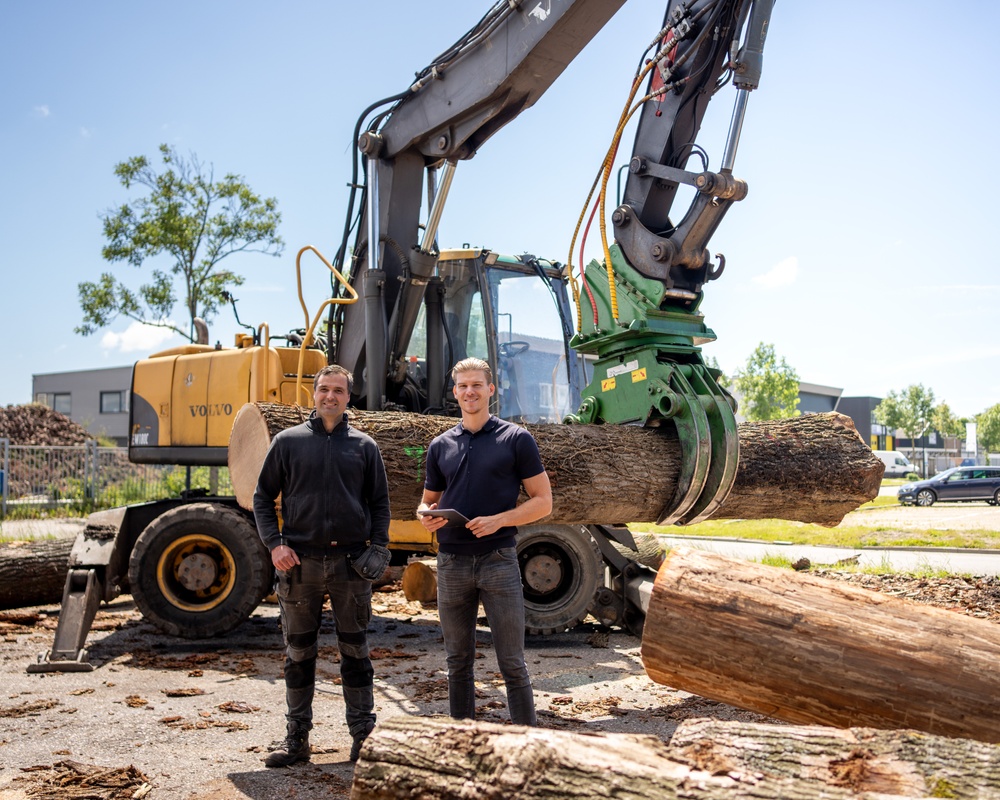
0;537;74;609
641;547;1000;744
229;405;881;526
351;716;1000;799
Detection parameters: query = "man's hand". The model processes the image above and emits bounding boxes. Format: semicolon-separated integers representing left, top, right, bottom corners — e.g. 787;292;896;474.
417;503;450;532
271;544;301;571
467;515;503;538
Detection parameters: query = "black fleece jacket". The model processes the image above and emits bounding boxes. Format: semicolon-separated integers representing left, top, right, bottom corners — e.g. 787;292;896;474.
252;411;390;553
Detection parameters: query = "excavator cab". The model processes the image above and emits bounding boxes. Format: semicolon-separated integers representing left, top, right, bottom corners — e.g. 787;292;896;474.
403;249;583;423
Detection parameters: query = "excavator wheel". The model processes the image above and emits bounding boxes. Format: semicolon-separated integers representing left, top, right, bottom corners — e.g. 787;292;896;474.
127;503;273;639
516;524;601;635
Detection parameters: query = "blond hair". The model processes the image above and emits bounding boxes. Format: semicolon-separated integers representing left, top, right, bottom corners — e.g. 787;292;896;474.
450;357;492;383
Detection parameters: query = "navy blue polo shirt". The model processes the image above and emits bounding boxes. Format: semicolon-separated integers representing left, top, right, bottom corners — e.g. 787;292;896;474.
424;415;545;555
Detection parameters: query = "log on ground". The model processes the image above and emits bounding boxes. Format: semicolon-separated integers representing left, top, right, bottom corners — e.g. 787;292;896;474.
351;716;1000;799
0;537;74;610
400;558;437;603
641;547;1000;744
229;405;881;526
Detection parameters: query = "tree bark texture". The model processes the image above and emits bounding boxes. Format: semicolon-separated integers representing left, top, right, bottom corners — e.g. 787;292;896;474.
351;716;1000;799
229;404;881;527
641;547;1000;744
0;537;74;610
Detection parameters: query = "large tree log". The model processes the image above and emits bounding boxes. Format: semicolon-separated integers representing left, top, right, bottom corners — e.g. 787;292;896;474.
641;547;1000;744
670;718;1000;798
351;716;1000;799
229;405;881;526
0;537;74;610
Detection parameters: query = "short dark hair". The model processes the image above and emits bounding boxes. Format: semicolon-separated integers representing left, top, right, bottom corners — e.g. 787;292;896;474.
451;357;492;383
314;364;354;394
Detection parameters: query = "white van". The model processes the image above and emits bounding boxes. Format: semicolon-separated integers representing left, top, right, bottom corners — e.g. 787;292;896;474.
873;450;918;478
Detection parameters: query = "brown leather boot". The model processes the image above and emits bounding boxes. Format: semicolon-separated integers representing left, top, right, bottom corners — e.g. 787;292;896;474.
264;722;311;767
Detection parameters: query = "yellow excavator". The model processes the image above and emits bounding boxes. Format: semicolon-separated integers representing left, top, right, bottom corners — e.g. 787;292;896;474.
32;0;774;672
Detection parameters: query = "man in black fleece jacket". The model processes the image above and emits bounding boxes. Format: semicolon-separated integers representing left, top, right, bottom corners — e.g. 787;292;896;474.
253;364;390;767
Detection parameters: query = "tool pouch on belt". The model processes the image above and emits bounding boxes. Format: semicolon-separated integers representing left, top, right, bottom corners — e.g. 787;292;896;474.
350;544;391;581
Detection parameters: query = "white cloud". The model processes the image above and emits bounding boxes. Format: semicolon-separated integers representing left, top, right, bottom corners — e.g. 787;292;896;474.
101;322;180;353
752;256;798;288
33;105;50;118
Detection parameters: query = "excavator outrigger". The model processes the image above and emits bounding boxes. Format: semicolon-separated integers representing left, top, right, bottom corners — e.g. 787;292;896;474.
31;0;773;672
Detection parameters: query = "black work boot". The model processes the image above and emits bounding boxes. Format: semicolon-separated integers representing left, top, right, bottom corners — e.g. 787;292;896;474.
349;720;375;763
265;722;311;768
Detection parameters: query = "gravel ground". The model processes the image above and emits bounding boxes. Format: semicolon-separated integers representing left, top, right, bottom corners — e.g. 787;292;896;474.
1;504;998;799
2;566;999;800
0;583;779;800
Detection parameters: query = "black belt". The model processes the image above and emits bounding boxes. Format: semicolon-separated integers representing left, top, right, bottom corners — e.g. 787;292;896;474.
294;542;366;559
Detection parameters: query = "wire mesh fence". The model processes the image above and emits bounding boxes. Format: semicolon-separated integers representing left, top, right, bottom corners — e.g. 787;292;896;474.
0;439;232;518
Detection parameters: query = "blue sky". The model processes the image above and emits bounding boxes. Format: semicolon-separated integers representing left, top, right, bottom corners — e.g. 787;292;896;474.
3;1;999;419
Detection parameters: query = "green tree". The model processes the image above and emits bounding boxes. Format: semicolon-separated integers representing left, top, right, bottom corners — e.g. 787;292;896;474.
931;402;965;454
733;342;800;421
977;403;1000;458
77;144;284;341
874;384;935;461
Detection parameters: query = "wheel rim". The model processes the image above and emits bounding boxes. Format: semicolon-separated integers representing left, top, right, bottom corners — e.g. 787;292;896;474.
519;539;577;607
916;490;934;507
155;533;237;612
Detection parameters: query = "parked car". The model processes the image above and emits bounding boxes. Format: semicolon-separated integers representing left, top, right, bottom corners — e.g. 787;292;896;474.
873;450;919;478
897;466;1000;507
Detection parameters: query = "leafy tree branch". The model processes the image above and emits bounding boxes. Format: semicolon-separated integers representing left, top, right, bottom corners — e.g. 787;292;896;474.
77;144;283;341
733;342;800;421
874;384;935;461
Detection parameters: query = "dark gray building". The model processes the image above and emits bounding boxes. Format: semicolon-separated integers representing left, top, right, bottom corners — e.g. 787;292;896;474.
32;366;133;446
836;396;889;449
798;382;842;415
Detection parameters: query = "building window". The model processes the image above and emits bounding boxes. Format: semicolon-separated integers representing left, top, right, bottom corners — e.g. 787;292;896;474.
100;391;126;414
35;392;72;414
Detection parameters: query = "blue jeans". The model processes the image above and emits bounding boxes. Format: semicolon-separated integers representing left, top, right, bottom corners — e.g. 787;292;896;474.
436;547;536;726
276;554;375;737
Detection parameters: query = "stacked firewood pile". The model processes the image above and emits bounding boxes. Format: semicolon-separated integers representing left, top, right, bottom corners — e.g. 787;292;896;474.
0;404;92;446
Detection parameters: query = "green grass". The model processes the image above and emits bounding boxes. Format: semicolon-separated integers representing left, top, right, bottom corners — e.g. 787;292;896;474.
630;504;1000;551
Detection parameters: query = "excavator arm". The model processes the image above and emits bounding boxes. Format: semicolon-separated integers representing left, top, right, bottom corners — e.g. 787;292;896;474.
333;0;627;407
334;0;774;523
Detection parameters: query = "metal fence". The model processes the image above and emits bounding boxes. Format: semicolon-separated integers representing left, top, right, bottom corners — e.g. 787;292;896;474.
915;452;1000;477
0;439;232;518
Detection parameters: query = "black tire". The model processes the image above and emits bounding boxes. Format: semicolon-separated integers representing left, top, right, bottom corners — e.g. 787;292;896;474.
993;489;1000;506
128;503;272;638
516;524;601;635
915;489;936;507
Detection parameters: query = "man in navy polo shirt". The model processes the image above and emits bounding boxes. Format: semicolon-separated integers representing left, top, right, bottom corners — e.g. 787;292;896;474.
417;357;552;726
